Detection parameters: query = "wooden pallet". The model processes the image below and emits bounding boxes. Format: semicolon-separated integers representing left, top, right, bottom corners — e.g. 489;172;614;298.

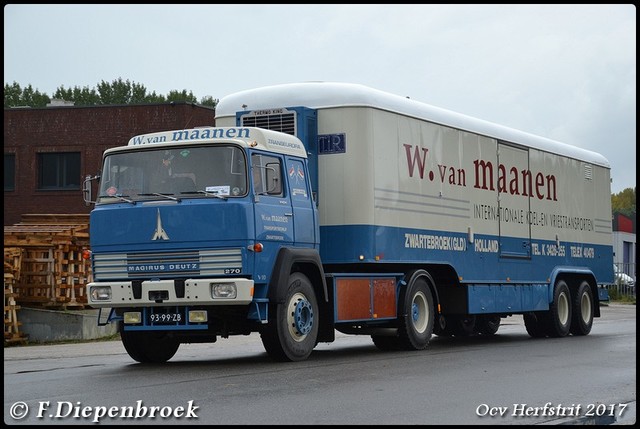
4;214;92;309
4;273;28;345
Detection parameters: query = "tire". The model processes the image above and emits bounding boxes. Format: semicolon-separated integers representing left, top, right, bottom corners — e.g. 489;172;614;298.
119;323;180;363
476;315;501;336
433;314;450;337
570;280;594;336
397;277;434;350
371;335;403;351
260;272;319;362
545;279;572;338
453;315;477;336
435;315;474;337
524;312;547;338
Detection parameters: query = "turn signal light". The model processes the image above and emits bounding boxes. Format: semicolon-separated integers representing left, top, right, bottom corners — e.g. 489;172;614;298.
248;243;263;252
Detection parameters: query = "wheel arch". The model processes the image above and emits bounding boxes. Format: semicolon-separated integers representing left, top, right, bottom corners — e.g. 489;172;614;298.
267;247;333;343
549;268;600;318
268;247;327;304
402;268;440;313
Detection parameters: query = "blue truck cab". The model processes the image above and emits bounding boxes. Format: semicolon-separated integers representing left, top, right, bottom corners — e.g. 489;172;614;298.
86;127;328;362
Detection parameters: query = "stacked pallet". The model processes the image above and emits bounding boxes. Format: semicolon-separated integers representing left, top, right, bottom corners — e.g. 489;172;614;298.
3;214;92;309
4;247;27;344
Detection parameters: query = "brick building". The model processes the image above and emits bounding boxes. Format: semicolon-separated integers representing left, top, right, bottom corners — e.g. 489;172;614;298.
4;102;216;225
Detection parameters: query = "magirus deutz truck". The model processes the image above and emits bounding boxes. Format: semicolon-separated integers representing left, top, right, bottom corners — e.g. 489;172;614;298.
84;82;614;363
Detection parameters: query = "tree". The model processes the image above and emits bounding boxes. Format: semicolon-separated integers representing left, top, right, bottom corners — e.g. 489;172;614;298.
166;89;197;104
53;85;100;106
199;95;218;108
611;187;636;219
3;79;218;108
4;82;51;107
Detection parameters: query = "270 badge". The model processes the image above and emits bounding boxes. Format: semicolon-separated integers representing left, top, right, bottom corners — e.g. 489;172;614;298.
224;268;241;274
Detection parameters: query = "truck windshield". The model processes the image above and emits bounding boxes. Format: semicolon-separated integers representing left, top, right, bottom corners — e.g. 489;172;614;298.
97;145;247;203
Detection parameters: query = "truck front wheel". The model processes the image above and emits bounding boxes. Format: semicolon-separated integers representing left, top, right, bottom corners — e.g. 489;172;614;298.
260;272;319;362
119;324;180;363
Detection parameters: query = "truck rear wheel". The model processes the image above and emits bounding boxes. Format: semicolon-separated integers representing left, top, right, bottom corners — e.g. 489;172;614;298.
397;277;434;350
119;324;180;363
260;272;319;362
570;280;594;336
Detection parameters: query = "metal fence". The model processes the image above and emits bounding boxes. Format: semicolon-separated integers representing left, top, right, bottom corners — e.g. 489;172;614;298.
610;261;636;299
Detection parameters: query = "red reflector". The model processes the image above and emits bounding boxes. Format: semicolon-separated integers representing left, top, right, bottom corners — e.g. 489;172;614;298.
253;243;263;253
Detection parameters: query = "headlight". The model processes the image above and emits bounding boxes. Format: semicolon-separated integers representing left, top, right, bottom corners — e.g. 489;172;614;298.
188;310;208;323
123;312;142;324
211;282;237;299
90;286;112;301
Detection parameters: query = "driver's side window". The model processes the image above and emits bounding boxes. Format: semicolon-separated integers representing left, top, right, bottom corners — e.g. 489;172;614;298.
251;153;283;196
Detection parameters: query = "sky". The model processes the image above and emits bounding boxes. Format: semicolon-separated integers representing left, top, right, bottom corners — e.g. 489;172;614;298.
4;4;636;194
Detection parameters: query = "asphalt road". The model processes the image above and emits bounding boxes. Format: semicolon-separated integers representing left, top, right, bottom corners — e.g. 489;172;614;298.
4;303;636;426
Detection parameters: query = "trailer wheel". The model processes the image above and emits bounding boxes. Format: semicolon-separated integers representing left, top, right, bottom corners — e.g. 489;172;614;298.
570;280;594;336
476;315;501;336
119;323;180;363
260;272;319;362
433;314;449;336
524;312;548;338
397;277;434;350
546;280;572;338
371;335;403;351
454;315;477;336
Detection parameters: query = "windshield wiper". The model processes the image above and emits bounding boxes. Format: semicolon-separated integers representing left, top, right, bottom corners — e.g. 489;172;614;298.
98;195;136;205
136;193;181;202
180;190;228;200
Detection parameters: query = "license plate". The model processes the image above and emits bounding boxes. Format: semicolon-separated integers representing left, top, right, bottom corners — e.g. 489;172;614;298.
149;312;182;324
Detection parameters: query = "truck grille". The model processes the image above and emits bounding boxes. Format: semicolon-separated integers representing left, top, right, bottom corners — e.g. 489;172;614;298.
92;249;242;280
240;109;296;135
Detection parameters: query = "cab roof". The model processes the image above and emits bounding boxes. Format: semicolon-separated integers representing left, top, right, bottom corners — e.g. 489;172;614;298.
105;126;307;158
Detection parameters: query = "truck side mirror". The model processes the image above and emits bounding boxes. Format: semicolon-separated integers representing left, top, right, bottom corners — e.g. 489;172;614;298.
83;172;101;205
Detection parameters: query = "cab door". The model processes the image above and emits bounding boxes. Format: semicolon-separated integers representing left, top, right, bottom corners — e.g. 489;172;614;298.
251;152;294;245
285;157;317;247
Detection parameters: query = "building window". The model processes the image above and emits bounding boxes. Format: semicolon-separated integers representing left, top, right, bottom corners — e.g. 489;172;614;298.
4;153;16;191
38;152;81;190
